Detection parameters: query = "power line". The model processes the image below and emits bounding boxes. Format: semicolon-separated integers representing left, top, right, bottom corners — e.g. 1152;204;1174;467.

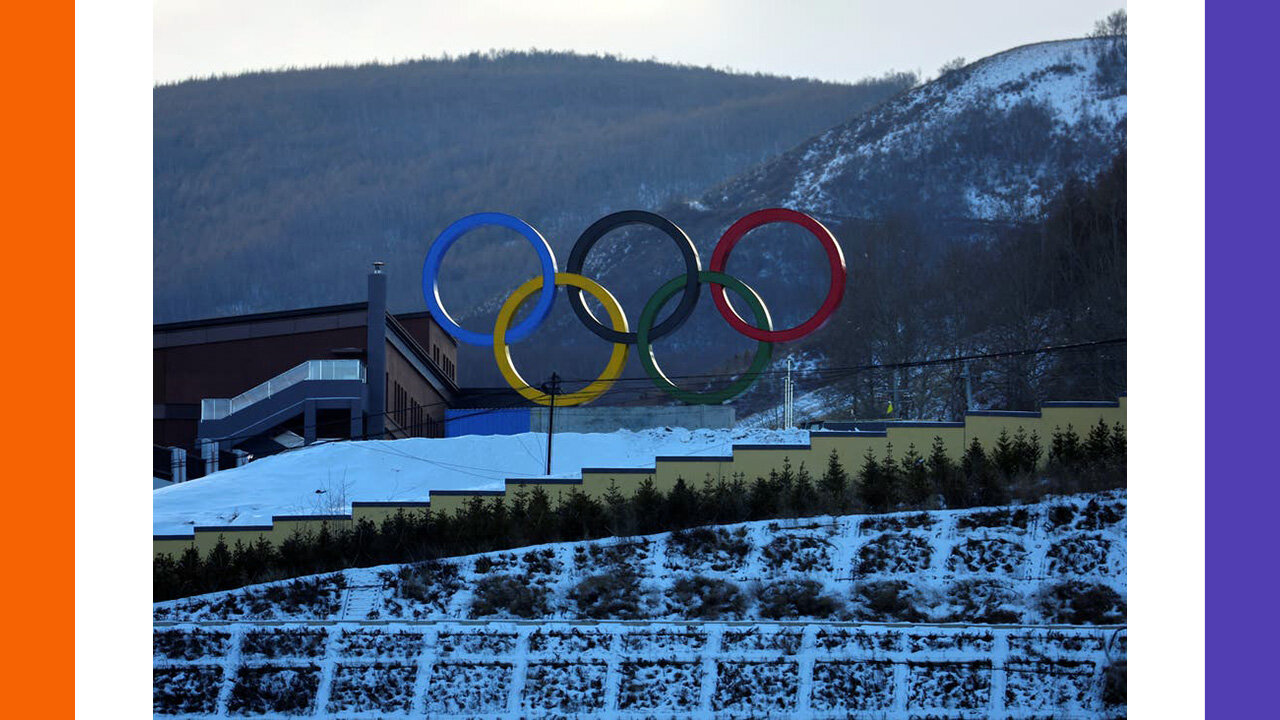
476;337;1126;387
163;336;1124;452
156;337;1124;473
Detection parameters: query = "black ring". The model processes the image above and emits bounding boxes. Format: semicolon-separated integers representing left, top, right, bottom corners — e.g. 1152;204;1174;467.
565;210;702;345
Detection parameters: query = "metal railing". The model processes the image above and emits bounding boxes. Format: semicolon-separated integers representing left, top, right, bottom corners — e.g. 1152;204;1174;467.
200;360;365;421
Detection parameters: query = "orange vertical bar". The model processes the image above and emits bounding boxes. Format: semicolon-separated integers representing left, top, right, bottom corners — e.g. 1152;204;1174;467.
1;3;74;717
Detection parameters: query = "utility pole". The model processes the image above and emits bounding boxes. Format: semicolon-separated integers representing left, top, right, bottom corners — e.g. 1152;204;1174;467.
961;364;973;412
541;373;561;476
778;353;788;425
891;371;901;419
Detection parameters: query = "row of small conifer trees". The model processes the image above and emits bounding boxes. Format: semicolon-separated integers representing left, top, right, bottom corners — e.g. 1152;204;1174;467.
154;421;1124;602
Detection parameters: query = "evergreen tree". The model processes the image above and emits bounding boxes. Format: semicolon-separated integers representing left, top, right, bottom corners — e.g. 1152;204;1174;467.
313;522;338;569
228;539;253;587
700;474;738;524
881;443;901;511
1050;424;1083;468
487;496;510;546
666;477;697;529
820;449;849;511
176;546;203;596
857;447;891;512
252;535;277;572
727;473;751;522
508;484;530;543
417;510;444;559
773;458;796;516
1085;420;1112;464
1012;427;1043;474
153;553;178;600
931;436;969;509
526;485;554;543
459;495;492;547
964;438;1007;507
748;475;776;520
1108;423;1126;463
556;489;605;541
992;429;1019;479
632;477;664;533
900;443;932;508
601;480;631;536
792;462;817;516
278;529;314;574
350;518;377;565
698;474;718;521
380;510;415;555
206;537;232;589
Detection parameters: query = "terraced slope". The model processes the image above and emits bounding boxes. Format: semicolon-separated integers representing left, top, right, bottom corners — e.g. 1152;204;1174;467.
155;491;1126;716
154;622;1126;717
156;491;1126;625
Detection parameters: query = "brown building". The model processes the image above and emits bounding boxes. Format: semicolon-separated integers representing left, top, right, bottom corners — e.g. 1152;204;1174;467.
154;267;458;479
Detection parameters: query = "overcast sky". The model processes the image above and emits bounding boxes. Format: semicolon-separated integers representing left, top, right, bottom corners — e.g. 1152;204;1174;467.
154;0;1124;85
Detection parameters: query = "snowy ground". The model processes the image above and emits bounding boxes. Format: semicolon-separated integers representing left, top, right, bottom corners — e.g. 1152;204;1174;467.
153;428;807;535
154;620;1125;718
155;492;1127;718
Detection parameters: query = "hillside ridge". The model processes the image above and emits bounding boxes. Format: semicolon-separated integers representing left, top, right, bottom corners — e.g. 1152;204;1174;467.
153;50;913;325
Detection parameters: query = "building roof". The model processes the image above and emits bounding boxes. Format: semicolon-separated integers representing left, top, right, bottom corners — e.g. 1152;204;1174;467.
154;302;369;333
155;304;456;345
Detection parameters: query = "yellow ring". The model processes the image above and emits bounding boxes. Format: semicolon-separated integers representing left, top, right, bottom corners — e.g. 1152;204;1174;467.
494;272;629;407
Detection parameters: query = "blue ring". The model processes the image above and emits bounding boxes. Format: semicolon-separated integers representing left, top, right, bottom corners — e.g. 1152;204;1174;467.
422;213;558;346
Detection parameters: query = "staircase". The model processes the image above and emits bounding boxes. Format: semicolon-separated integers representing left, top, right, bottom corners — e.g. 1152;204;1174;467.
197;359;366;455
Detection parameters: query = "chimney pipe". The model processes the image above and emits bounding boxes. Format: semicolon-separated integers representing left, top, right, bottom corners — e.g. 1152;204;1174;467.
365;262;388;439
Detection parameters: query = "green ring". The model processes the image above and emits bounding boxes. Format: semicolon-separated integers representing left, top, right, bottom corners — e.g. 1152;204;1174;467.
637;270;773;405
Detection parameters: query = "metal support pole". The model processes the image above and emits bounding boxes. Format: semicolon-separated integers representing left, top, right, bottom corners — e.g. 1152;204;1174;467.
962;364;974;412
304;400;317;445
349;399;363;440
542;373;560;476
170;446;187;483
784;356;794;429
201;439;219;475
892;371;901;419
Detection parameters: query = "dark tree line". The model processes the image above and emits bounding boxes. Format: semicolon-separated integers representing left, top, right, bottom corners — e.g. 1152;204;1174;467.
771;148;1127;420
155;421;1124;601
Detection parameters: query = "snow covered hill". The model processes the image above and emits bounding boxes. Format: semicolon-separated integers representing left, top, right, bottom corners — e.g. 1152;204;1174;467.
704;37;1126;223
153;428;807;535
544;37;1127;392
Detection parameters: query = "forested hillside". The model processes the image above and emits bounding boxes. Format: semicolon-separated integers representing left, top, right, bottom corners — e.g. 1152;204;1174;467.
154;38;1125;414
460;38;1127;410
154;51;913;324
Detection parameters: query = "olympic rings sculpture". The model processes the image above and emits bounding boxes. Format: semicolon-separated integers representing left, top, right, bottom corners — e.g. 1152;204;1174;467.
422;208;846;406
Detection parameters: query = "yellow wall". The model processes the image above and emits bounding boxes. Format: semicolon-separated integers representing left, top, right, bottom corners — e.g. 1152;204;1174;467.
155;397;1125;558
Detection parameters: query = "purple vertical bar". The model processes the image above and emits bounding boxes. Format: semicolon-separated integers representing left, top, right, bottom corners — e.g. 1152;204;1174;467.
1208;2;1277;716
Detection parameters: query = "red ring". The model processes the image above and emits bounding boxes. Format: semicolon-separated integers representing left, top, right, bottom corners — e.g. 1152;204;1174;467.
708;208;846;342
